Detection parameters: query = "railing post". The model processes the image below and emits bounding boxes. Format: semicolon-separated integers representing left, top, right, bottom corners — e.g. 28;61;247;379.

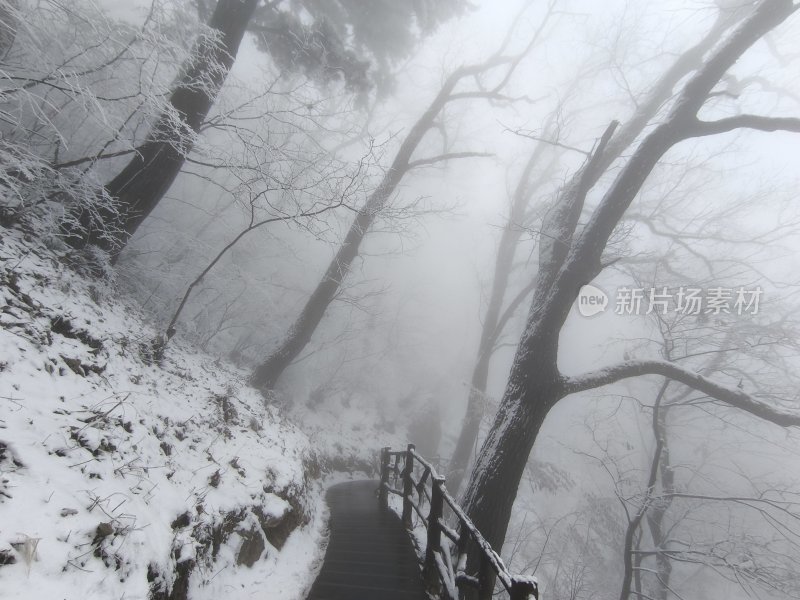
509;576;538;600
454;528;469;590
379;446;390;509
423;475;446;592
402;443;415;528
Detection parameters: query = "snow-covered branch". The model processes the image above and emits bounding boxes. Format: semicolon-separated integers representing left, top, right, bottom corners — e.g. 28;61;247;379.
688;114;800;137
560;359;800;427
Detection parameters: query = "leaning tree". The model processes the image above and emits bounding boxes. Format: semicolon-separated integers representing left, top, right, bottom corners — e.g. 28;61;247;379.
249;5;555;392
458;2;800;598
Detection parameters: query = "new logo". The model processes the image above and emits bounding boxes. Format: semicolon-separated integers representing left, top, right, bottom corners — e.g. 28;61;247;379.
577;284;608;317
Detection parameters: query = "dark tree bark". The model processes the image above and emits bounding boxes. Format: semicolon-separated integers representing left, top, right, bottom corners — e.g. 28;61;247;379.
65;0;258;255
459;3;799;598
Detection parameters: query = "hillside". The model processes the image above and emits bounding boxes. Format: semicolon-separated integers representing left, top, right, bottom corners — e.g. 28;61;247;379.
0;228;328;600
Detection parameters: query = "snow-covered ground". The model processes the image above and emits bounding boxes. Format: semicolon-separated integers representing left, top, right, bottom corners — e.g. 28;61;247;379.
0;228;329;600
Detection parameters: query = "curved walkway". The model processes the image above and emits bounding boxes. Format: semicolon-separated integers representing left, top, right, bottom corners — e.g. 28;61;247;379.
307;480;429;600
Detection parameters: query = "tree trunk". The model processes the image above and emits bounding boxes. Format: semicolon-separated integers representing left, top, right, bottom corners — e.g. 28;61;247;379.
460;347;562;600
642;347;732;599
446;220;526;495
460;2;794;596
250;63;476;390
447;146;546;495
448;12;731;496
249;206;380;389
66;0;258;255
645;435;673;600
619;380;669;600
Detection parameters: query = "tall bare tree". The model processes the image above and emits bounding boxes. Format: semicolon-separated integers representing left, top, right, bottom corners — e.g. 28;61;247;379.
446;140;554;494
459;2;800;597
447;8;737;495
612;285;800;600
249;12;551;391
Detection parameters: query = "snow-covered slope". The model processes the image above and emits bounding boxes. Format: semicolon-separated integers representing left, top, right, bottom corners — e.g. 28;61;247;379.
0;229;326;600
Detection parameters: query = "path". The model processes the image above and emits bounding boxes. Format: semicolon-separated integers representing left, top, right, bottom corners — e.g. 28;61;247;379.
306;480;429;600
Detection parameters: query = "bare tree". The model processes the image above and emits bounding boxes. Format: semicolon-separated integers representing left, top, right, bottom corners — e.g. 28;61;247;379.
611;286;800;599
445;132;556;495
458;3;800;598
162;145;374;344
250;6;552;392
447;7;739;495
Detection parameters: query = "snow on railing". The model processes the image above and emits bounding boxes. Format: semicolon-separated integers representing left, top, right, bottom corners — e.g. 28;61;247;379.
379;444;538;600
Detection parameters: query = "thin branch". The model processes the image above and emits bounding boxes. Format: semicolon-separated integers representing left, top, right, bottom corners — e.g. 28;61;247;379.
561;359;800;427
688;114;800;137
165;197;348;337
53;148;137;170
505;128;591;156
407;151;493;169
489;277;538;350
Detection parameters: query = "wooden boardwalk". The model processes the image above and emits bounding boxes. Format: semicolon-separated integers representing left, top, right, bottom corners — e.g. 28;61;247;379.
307;480;429;600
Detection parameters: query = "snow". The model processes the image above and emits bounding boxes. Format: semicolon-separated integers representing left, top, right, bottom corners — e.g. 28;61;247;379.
287;387;410;476
0;229;328;599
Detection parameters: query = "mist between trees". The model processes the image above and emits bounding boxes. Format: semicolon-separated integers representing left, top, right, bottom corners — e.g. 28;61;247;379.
2;0;800;598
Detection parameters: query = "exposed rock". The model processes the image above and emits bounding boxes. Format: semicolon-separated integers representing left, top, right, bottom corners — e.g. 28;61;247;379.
147;554;195;600
170;512;190;530
0;549;15;566
92;521;114;545
259;496;304;551
49;316;103;351
208;469;221;488
236;526;265;567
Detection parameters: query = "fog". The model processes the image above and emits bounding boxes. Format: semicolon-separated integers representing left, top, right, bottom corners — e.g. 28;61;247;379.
4;0;800;597
125;1;800;594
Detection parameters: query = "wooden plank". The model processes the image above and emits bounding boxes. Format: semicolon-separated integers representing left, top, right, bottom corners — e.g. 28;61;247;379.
306;480;429;600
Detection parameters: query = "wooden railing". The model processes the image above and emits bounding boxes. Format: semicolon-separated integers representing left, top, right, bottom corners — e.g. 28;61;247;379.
379;444;538;600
